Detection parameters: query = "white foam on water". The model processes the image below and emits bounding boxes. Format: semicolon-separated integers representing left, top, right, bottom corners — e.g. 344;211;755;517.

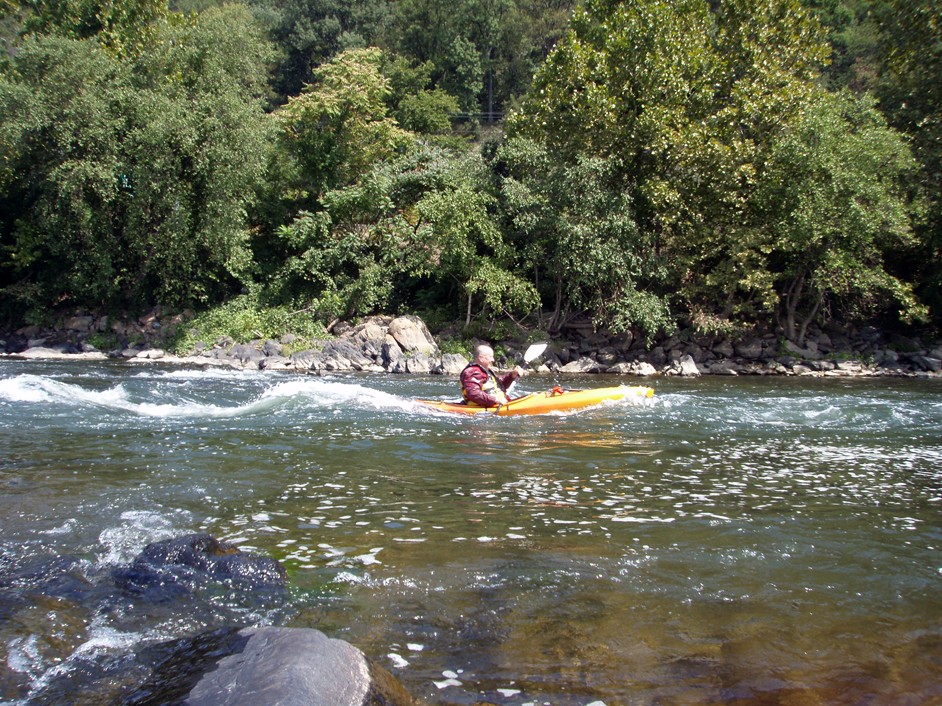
136;367;261;381
6;634;43;681
0;373;420;419
97;509;190;566
40;518;78;535
387;652;409;668
0;374;130;406
259;378;416;414
8;614;145;705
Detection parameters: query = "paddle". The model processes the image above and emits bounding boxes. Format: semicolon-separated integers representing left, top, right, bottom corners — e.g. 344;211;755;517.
504;342;548;399
523;342;548;365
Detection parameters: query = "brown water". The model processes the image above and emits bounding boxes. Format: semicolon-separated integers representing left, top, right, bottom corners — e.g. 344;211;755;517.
0;362;940;704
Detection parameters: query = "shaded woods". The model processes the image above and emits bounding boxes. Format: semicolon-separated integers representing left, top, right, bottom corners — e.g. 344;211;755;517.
1;0;939;346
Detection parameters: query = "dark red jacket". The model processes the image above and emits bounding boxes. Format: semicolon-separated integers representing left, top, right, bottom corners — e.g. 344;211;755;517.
460;363;519;407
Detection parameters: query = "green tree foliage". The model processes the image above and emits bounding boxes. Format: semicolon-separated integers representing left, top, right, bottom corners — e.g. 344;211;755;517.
0;36;132;313
262;48;415;318
390;0;574;120
875;0;942;316
266;103;537;324
274;48;412;204
0;5;275;317
801;0;887;91
1;0;937;338
382;55;460;135
508;0;923;339
20;0;172;55
753;91;925;342
248;0;391;100
496;136;671;338
412;152;539;323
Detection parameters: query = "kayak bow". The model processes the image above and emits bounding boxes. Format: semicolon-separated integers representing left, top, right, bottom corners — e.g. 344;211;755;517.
416;384;654;416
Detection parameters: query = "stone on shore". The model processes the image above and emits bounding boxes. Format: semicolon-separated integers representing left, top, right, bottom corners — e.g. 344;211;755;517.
439;353;469;375
665;354;701;377
5;307;942;378
16;345;106;360
560;357;602;373
388;315;439;356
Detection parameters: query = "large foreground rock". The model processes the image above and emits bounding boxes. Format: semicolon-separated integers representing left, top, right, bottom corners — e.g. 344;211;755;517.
126;626;417;706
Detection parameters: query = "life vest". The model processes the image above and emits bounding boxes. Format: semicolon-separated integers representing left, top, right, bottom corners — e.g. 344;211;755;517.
461;362;507;404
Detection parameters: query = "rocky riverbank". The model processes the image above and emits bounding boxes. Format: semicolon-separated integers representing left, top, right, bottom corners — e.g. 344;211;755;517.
3;309;941;377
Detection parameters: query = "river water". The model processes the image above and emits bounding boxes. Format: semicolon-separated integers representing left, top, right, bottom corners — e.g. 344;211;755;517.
0;359;940;705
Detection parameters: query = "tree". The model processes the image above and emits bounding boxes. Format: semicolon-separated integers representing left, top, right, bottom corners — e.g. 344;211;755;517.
274;48;412;205
382;55;460;135
263;48;416;318
265;137;538;324
0;36;132;314
507;0;923;339
248;0;391;100
751;91;924;342
413;152;538;324
0;5;275;318
875;0;942;322
496;136;671;338
20;0;172;55
390;0;574;121
120;5;276;305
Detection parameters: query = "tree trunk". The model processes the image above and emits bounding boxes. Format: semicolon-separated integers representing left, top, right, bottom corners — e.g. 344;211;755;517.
796;290;823;347
781;272;805;342
548;279;564;333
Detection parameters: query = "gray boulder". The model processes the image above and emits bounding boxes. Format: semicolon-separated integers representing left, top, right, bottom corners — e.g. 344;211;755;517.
112;534;287;602
230;343;266;367
65;315;95;333
185;627;416;706
666;354;701;377
290;349;323;370
125;627;417;706
608;361;658;376
321;340;373;371
382;335;405;371
782;339;822;360
259;355;292;370
734;339;763;360
713;340;735;358
560;357;602;373
352;320;388;361
388;316;438;356
909;354;942;372
438;353;469;375
261;339;283;357
707;360;740;375
405;352;435;373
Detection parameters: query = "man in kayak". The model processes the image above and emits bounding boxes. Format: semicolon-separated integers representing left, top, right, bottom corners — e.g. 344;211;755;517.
460;345;525;408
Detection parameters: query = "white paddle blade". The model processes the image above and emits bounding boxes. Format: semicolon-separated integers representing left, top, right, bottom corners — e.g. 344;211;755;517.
523;342;548;364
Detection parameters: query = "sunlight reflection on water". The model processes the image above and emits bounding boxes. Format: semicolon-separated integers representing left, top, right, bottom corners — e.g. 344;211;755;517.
1;363;941;704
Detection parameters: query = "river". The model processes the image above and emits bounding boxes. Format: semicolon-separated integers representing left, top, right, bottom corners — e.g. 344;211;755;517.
1;359;940;705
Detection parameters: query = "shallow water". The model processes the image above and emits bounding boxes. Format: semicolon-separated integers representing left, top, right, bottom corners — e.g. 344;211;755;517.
1;360;940;704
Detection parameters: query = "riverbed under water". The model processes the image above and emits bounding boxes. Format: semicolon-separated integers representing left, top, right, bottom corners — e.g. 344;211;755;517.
0;360;940;704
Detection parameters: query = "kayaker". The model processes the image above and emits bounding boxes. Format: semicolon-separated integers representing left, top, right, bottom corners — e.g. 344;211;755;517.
460;345;525;407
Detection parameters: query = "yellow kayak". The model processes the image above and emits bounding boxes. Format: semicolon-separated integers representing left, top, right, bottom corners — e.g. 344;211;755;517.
416;385;654;416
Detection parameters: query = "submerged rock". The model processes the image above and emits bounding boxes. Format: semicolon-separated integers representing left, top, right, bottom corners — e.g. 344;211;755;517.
113;534;287;600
